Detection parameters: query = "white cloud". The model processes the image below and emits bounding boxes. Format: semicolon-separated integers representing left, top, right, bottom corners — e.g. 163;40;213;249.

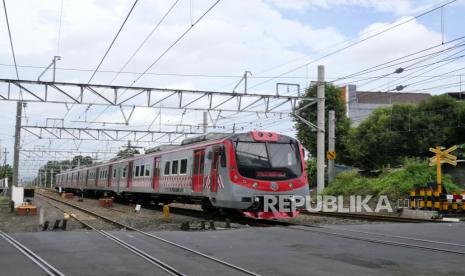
270;0;440;16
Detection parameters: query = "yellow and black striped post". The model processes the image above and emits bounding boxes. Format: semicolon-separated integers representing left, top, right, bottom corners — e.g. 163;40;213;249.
409;189;416;209
426;189;433;210
433;189;441;210
462;191;465;212
419;188;425;209
451;192;458;212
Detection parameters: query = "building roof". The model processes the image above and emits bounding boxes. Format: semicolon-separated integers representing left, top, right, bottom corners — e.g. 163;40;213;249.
446;92;465;100
356;91;431;104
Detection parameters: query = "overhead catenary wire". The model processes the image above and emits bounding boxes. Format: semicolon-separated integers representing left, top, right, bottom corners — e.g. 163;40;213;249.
56;0;64;55
62;0;140;120
87;0;139;84
2;0;22;100
72;0;181;124
128;0;222;87
245;0;458;91
80;0;222;150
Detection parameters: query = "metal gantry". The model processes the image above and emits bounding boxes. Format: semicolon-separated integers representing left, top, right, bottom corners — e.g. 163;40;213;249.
0;78;312;114
21;125;202;143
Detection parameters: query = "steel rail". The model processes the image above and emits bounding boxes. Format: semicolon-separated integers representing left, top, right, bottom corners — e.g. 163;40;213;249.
39;195;184;276
286;225;465;256
302;211;442;223
0;230;66;276
323;226;465;249
37;192;260;276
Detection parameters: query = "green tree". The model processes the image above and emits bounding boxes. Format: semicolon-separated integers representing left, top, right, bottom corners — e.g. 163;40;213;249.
0;164;13;181
346;104;417;170
346;95;465;170
293;83;351;164
117;148;140;158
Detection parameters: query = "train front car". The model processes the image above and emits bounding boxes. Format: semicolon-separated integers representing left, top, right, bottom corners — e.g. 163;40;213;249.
218;131;309;219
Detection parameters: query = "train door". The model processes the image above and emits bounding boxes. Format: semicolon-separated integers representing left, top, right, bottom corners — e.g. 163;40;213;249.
210;148;220;193
95;168;99;187
108;165;113;187
85;170;89;187
152;157;161;191
127;161;133;189
192;150;205;193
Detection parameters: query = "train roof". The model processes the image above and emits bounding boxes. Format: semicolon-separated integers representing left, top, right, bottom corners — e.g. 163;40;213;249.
57;131;297;175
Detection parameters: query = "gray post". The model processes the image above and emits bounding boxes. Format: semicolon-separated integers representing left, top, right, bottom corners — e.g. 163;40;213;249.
50;168;54;188
12;101;22;187
328;110;336;184
203;112;208;133
317;65;325;194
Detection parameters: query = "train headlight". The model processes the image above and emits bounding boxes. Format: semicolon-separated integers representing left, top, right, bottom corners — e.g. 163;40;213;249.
288;182;294;188
252;182;258;188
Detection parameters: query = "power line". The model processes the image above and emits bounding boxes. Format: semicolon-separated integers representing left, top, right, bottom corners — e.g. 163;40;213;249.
129;0;222;86
371;45;465;91
246;0;458;91
57;0;64;55
84;0;222;136
63;0;139;121
87;0;139;84
334;35;465;84
107;0;180;86
355;41;465;89
72;0;180;125
2;0;19;80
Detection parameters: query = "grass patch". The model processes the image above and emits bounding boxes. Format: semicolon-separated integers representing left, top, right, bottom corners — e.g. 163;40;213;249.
323;161;462;200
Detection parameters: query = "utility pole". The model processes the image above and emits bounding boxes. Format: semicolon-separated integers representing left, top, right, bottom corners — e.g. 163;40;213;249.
328;110;336;184
2;148;7;179
50;168;54;188
317;65;326;194
12;101;23;187
44;165;47;187
203;112;208;133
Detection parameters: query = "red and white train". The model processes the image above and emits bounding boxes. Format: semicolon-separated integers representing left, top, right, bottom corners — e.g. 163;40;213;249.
56;131;309;218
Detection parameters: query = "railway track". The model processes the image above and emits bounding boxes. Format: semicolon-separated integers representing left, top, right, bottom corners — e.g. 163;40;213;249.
0;230;65;276
37;192;260;276
301;210;442;223
284;223;465;256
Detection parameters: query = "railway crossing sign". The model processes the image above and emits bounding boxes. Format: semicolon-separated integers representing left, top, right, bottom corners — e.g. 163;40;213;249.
429;145;457;194
327;151;336;160
429;145;457;166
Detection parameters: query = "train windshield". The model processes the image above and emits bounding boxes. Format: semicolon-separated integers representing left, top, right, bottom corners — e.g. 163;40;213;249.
234;141;302;180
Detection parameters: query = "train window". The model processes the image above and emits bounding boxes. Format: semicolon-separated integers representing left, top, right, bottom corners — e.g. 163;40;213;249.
113;168;117;178
122;166;127;178
199;155;204;174
172;160;179;175
180;159;187;174
219;146;226;167
135;166;140;177
145;164;150;176
164;162;171;175
140;165;145;177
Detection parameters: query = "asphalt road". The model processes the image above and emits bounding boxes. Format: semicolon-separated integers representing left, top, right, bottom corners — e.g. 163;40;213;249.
3;222;465;275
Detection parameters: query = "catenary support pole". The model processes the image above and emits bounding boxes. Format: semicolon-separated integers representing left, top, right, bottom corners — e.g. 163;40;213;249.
328;110;335;184
12;101;22;188
203;112;208;133
317;65;326;194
